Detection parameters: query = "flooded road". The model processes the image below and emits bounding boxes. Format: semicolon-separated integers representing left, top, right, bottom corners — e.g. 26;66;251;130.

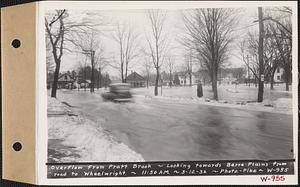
55;90;294;161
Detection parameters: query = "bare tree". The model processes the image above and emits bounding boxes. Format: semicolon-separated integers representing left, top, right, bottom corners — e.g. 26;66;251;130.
240;8;292;93
269;24;292;91
75;31;109;92
46;40;55;76
95;43;109;89
239;32;273;90
143;57;152;88
146;10;169;96
166;56;175;87
184;52;193;87
76;32;97;92
45;10;67;98
45;10;99;97
264;23;281;90
182;8;238;100
112;23;140;83
265;8;292;91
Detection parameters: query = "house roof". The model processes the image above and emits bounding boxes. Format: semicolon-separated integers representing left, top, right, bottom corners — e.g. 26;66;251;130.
47;73;75;83
126;72;145;81
58;73;75;82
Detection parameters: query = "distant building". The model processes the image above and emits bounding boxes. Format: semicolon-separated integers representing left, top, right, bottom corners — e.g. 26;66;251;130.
47;73;75;89
126;72;146;87
177;72;187;85
274;67;284;83
79;79;91;88
219;72;237;84
176;71;201;86
219;67;246;84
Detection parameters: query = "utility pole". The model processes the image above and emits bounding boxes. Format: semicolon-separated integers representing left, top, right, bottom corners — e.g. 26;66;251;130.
97;67;100;90
257;7;264;102
99;67;102;89
246;55;250;87
90;50;95;92
83;49;95;92
105;72;108;89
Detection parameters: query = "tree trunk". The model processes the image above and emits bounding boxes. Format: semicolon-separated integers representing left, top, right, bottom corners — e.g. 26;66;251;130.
121;63;124;83
51;61;60;98
169;73;172;88
284;67;290;91
189;73;192;87
125;63;128;83
99;70;102;88
211;72;218;101
257;79;264;102
270;79;274;90
147;79;149;88
146;75;149;88
270;69;276;90
154;68;159;96
91;68;94;92
97;71;99;90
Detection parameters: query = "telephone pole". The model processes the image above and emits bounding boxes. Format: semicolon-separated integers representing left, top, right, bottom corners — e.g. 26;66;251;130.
247;55;250;87
257;7;264;102
83;49;95;92
90;50;95;92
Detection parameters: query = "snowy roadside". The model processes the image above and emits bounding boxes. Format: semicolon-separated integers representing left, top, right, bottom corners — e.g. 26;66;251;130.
47;97;144;163
131;84;293;115
134;94;293;115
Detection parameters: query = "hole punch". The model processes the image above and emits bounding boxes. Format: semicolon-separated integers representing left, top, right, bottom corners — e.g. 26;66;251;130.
12;142;22;151
11;39;21;48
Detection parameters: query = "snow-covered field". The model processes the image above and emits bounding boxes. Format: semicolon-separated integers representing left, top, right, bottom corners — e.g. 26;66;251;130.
130;84;293;114
47;97;144;163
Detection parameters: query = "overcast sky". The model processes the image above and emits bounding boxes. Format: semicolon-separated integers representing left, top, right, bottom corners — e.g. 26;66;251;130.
46;8;260;78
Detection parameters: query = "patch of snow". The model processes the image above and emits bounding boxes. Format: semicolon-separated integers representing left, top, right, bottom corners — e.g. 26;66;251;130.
273;98;293;110
47;97;69;113
131;84;293;115
141;95;292;115
48;96;144;162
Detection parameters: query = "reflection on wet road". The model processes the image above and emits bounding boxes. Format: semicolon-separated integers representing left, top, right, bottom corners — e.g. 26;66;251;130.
56;90;294;161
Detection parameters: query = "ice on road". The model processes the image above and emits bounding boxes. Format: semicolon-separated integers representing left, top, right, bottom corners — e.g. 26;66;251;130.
56;89;294;161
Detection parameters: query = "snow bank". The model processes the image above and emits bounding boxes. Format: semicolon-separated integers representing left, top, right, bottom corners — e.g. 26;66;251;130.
48;97;70;114
131;84;293;115
140;95;292;115
48;97;144;162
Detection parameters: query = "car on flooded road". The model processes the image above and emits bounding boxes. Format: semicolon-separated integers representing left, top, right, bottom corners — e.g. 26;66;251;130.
101;83;133;102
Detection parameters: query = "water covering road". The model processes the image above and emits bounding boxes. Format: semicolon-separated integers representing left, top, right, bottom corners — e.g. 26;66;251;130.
56;90;294;161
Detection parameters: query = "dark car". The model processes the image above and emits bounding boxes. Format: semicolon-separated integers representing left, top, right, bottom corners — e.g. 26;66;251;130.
101;83;133;102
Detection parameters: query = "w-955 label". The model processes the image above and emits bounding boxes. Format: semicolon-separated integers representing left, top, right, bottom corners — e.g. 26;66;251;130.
260;175;285;182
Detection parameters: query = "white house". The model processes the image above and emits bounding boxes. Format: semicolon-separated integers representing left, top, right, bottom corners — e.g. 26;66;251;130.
177;72;201;86
274;67;284;83
219;73;238;84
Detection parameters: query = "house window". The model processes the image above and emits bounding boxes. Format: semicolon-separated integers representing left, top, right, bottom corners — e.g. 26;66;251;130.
65;75;68;80
277;68;280;73
277;75;280;80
